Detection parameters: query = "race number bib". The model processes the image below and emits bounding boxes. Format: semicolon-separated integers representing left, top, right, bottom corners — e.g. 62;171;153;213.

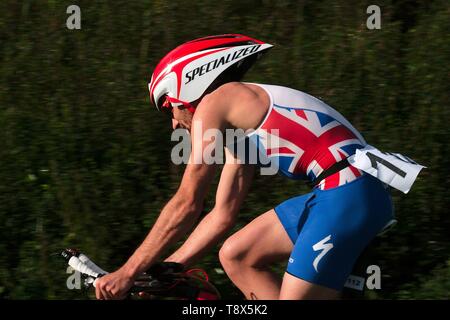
348;145;425;194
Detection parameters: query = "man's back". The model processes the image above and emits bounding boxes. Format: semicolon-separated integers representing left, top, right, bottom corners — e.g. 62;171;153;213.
221;82;366;189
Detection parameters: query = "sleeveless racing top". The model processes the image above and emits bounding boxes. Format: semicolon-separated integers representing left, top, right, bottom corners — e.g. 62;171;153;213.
241;83;367;190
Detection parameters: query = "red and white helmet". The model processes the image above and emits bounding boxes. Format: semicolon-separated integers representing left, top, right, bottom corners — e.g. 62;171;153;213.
148;34;273;111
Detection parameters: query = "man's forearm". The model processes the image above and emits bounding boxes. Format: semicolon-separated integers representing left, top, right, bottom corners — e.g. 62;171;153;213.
164;208;235;266
121;194;201;277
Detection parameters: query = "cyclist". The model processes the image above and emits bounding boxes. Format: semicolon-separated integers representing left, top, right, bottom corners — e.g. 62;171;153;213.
95;34;397;300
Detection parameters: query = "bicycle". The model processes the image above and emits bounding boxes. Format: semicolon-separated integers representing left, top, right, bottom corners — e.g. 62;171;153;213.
60;248;221;300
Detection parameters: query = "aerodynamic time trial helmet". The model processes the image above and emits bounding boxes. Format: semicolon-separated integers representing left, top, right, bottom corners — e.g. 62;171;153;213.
148;34;272;112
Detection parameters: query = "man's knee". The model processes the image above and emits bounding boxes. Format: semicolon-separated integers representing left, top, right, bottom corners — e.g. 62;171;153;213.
219;236;246;269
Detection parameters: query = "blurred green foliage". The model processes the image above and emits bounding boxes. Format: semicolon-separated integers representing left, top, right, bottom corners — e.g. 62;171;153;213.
0;0;448;299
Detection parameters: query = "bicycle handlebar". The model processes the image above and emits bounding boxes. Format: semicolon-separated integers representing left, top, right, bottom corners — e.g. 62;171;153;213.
61;248;106;283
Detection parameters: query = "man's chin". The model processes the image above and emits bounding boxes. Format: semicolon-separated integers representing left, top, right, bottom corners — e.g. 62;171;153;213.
173;127;191;133
181;123;191;131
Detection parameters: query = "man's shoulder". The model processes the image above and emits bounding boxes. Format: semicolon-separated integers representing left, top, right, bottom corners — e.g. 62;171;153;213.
195;82;270;130
200;82;260;111
214;81;256;98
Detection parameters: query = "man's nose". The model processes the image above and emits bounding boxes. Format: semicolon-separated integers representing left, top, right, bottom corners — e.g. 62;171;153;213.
172;119;179;130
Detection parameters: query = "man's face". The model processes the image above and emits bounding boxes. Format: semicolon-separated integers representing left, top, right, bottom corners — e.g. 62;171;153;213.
171;106;194;131
159;96;196;131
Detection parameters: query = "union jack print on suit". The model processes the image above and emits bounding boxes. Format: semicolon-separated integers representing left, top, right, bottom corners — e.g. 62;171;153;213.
252;104;365;190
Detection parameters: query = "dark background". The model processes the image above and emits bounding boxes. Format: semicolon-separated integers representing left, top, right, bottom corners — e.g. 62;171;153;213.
0;0;448;299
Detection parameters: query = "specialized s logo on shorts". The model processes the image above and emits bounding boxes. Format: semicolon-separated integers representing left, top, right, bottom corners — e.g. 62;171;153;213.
312;235;334;272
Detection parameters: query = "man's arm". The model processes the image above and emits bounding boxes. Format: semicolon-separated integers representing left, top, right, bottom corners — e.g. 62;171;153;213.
94;160;217;299
122;160;217;277
95;91;231;299
120;93;232;277
165;148;255;266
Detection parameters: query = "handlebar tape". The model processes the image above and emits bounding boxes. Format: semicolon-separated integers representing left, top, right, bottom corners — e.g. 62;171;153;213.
68;255;106;279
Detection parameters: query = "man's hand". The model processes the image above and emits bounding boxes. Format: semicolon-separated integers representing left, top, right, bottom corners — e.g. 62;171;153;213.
95;268;135;300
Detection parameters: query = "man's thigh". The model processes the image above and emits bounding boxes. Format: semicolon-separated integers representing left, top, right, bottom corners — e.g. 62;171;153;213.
279;272;340;300
223;209;293;266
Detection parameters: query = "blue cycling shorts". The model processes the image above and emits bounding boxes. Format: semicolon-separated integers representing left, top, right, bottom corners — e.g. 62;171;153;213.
274;173;394;291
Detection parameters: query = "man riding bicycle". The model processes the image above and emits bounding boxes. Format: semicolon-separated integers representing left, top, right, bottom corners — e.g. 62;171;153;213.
95;34;422;300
